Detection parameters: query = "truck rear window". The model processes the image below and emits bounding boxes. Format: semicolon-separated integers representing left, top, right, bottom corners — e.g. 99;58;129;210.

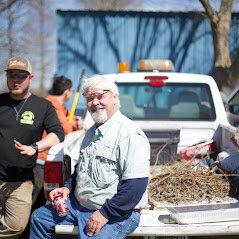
118;82;216;121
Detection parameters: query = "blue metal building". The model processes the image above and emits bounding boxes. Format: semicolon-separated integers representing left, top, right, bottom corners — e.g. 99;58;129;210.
56;10;239;101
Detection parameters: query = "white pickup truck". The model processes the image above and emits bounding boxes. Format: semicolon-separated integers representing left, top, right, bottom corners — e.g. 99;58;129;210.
49;69;239;238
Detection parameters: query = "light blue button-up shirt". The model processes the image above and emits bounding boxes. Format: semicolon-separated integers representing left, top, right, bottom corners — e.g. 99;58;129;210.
75;110;150;210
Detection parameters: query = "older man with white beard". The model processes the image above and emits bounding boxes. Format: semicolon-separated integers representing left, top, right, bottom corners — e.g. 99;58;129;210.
30;75;150;239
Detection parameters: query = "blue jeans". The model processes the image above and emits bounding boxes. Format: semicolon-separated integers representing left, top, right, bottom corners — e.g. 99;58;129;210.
29;195;140;239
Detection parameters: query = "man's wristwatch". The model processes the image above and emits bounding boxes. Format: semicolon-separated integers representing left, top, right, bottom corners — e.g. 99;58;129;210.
30;142;39;153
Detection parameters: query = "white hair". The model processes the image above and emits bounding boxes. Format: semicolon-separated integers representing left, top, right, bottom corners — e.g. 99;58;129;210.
82;75;120;107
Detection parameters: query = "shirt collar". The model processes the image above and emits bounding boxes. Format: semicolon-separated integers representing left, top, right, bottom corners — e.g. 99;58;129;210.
95;110;121;137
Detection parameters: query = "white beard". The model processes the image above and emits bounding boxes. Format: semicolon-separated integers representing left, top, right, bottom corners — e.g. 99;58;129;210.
90;109;108;124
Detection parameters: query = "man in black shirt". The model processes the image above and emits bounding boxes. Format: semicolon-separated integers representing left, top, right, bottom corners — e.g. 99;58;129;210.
0;56;64;238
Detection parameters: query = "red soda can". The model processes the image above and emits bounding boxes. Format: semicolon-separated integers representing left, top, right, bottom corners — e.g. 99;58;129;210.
53;195;69;217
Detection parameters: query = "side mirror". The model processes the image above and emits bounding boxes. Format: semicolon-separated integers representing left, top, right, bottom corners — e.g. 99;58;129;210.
229;104;239;115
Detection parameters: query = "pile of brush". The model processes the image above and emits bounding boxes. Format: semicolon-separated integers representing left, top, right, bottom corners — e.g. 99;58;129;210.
148;161;232;207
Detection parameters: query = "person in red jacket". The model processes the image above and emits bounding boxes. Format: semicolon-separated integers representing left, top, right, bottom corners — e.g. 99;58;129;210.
33;76;83;207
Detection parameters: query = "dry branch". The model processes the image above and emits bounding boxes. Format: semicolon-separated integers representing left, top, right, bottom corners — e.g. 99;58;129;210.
149;161;232;207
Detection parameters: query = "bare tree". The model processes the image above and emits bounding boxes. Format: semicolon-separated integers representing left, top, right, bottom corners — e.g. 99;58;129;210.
0;0;56;96
39;0;46;96
0;0;19;13
199;0;239;92
5;7;15;57
0;0;24;58
5;6;24;57
0;0;27;76
24;0;55;96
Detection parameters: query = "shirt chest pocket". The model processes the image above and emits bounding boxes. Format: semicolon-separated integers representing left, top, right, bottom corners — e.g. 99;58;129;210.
90;145;119;188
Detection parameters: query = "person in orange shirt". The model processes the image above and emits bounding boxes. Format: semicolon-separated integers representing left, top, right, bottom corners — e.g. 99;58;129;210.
33;75;83;207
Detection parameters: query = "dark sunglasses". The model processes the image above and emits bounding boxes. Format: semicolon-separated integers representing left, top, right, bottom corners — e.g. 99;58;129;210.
6;72;30;80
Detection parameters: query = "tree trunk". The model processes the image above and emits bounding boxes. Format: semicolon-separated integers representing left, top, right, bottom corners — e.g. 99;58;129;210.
211;6;232;91
7;8;14;58
211;20;231;91
39;0;46;96
199;0;233;92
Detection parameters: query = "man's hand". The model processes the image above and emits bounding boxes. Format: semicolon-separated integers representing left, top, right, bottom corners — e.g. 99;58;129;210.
49;187;70;201
14;140;37;156
86;210;108;236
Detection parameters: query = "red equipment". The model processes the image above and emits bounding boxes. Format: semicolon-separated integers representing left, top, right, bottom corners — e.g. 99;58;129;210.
180;140;214;161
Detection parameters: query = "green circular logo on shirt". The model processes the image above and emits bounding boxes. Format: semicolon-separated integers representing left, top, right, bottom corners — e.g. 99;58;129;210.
20;111;34;125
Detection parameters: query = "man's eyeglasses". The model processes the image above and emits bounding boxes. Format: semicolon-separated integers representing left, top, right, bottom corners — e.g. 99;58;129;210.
84;90;110;102
6;72;30;80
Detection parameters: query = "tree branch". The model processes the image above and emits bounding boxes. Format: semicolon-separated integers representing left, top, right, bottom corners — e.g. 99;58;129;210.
0;0;19;13
199;0;218;24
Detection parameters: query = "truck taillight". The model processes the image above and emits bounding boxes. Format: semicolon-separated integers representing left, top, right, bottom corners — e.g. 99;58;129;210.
43;143;64;201
44;161;63;201
144;75;168;87
149;80;165;87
